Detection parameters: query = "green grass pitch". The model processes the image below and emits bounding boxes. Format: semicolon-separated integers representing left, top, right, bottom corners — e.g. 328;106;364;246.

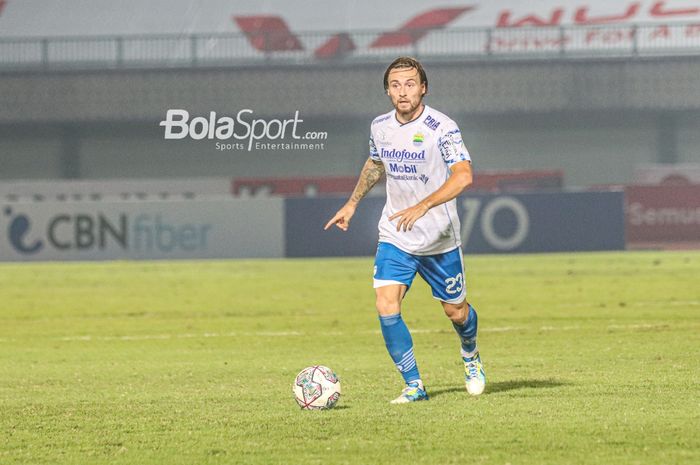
1;251;698;465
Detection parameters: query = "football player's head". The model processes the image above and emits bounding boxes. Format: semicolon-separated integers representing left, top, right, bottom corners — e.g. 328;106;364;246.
383;57;428;118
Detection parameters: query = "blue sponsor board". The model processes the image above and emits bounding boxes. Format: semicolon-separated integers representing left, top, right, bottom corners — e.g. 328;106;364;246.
284;191;625;257
458;191;625;253
285;197;386;257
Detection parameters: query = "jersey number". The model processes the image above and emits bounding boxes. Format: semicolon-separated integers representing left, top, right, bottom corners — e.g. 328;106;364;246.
445;273;463;295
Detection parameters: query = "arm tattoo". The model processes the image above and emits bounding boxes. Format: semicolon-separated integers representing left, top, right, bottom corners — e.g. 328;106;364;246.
350;159;384;204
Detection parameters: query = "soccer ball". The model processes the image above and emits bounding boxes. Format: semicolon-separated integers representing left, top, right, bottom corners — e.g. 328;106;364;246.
293;365;341;410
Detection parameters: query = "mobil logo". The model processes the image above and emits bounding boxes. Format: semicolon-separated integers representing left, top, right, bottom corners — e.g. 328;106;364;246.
388;163;418;174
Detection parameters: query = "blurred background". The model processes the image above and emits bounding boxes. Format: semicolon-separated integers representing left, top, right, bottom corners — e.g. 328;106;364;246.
0;0;698;260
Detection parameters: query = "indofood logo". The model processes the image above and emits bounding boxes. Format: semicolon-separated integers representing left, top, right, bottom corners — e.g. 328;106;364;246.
3;207;212;255
379;148;426;163
159;109;327;152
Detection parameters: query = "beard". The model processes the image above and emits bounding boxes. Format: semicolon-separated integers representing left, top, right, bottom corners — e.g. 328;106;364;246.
392;98;423;120
393;98;424;120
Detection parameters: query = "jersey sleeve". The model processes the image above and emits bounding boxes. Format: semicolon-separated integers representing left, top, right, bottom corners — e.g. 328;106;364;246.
437;122;471;167
369;132;380;161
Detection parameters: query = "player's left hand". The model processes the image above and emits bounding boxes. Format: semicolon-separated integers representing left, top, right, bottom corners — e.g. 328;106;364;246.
389;202;430;232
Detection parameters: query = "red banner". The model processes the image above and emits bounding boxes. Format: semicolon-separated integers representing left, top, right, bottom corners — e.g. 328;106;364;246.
625;185;700;243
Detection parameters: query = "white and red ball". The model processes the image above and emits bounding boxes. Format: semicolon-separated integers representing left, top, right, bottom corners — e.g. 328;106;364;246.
292;365;341;410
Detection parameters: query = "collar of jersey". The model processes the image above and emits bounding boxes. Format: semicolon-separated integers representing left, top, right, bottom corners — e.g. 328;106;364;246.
393;105;427;127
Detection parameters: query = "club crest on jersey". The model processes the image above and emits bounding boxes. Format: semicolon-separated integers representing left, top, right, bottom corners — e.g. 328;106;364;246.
412;131;424;147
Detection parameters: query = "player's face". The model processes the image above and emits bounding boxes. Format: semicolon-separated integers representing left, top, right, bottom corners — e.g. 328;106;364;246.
387;67;426;122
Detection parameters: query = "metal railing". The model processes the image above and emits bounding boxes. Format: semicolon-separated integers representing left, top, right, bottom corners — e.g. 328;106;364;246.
0;22;699;70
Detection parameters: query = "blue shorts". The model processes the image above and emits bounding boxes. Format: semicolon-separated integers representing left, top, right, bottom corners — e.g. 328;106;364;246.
373;242;466;303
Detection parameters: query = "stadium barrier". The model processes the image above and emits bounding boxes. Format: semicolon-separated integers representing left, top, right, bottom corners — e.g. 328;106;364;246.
0;198;284;261
1;22;700;70
0;178;232;202
286;191;626;256
6;187;699;261
625;185;700;247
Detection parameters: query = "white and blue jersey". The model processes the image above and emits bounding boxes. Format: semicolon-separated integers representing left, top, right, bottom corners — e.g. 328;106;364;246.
369;105;471;256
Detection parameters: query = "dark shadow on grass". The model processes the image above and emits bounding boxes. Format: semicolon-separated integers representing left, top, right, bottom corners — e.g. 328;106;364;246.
429;378;569;398
298;405;350;411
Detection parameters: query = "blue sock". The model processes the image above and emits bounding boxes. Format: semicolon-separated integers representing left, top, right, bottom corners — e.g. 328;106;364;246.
378;313;421;385
452;304;478;356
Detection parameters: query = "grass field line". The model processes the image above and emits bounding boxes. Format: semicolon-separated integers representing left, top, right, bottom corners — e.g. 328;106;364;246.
52;326;530;342
558;300;700;308
1;320;692;345
55;331;304;342
0;323;673;344
0;322;686;344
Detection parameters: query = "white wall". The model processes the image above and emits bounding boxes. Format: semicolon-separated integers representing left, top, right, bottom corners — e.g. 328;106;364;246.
1;112;696;187
77;120;367;179
0;132;64;179
462;119;658;186
678;114;700;163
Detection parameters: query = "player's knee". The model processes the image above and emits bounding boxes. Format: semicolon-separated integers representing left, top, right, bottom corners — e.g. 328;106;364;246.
375;295;401;315
443;300;468;324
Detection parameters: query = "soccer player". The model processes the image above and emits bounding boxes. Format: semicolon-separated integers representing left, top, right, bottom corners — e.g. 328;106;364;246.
324;57;485;403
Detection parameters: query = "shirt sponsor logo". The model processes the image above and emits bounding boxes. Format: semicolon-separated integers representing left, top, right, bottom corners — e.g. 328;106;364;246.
438;129;468;162
423;115;441;131
388;163;417;174
386;173;430;184
372;114;391;126
380;148;426;163
375;128;390;144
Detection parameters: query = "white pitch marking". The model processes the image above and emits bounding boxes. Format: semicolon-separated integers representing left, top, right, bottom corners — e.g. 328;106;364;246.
52;322;692;343
57;330;304;342
632;300;700;306
606;323;666;330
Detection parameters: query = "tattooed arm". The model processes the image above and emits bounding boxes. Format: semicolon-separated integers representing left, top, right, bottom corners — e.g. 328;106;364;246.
324;158;385;231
